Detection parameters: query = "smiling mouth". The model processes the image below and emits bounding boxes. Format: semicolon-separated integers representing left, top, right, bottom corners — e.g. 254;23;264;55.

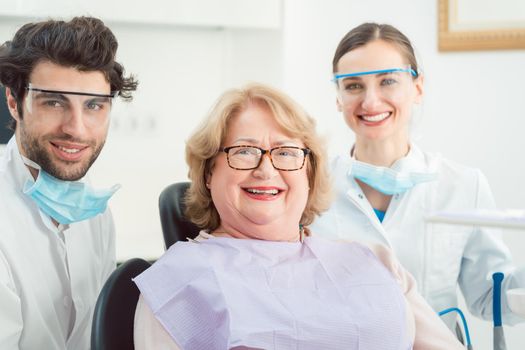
243;188;282;196
50;141;89;161
56;145;81;153
50;141;87;152
359;112;391;123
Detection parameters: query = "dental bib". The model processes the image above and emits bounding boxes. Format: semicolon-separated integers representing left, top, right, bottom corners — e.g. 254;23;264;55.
134;236;412;350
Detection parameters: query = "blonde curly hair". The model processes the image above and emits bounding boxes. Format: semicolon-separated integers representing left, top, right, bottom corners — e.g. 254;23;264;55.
184;83;332;231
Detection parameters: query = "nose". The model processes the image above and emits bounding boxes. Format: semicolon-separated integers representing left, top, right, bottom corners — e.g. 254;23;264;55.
360;85;382;110
61;104;87;137
252;152;277;179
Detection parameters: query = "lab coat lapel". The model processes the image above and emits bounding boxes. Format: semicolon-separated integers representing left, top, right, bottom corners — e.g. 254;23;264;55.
335;155;392;246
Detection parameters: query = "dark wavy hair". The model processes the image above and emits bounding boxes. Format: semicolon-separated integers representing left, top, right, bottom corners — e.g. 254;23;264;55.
0;16;138;130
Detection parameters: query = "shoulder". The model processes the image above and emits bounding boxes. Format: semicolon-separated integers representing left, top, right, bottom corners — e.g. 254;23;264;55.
0;168;23;208
0;181;31;244
155;241;211;274
420;149;484;182
134;295;181;350
419;149;491;201
361;243;400;273
320;239;399;275
133;241;221;323
134;241;210;293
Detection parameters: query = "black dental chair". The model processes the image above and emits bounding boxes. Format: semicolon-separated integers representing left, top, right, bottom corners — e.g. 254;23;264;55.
158;181;201;249
91;258;151;350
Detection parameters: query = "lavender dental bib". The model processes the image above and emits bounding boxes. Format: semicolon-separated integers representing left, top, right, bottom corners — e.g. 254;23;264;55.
134;236;412;350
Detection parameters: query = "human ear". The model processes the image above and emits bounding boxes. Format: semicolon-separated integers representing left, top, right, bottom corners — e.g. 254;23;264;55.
205;173;212;189
413;74;424;105
336;96;343;112
6;88;21;121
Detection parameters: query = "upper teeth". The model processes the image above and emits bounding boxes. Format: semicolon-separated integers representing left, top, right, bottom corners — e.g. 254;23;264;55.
59;146;80;154
246;188;279;195
362;112;390;122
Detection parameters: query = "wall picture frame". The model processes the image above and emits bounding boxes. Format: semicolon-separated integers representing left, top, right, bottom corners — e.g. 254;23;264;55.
438;0;525;51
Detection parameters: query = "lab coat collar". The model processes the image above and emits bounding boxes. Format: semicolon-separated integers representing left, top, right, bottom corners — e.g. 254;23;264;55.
3;136;69;233
3;136;35;193
348;142;428;173
330;155;390;241
390;143;429;173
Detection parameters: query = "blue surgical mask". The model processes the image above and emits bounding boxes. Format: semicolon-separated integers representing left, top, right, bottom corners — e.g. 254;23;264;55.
350;160;436;195
22;157;120;225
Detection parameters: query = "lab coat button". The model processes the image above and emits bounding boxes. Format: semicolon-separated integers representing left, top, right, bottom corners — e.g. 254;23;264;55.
358;194;364;199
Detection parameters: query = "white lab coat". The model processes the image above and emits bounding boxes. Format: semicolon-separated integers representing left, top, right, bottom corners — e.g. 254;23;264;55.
310;144;525;329
0;137;116;350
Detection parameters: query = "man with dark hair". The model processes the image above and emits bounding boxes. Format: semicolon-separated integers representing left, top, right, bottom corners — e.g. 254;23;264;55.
0;17;137;349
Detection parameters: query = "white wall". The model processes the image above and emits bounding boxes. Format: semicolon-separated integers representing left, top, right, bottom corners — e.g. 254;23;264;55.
281;0;525;348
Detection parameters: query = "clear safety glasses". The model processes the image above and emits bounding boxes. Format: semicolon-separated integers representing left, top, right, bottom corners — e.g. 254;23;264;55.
220;145;310;171
333;66;418;106
24;83;118;127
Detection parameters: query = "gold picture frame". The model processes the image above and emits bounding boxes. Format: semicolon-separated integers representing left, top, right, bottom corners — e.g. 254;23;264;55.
438;0;525;51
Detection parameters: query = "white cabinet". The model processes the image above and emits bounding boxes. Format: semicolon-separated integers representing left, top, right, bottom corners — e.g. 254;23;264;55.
2;0;281;29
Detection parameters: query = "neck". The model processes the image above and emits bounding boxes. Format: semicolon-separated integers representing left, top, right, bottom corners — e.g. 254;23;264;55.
353;137;410;167
212;222;302;242
26;165;39;180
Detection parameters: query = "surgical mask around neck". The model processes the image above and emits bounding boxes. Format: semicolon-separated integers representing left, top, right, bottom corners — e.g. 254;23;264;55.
21;156;120;225
350;159;436;195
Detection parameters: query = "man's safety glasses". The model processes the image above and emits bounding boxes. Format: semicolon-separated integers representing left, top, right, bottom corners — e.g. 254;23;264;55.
24;84;118;127
220;145;310;171
333;67;418;106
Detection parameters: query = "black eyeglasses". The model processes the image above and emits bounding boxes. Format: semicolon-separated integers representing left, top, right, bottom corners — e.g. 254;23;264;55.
220;145;310;171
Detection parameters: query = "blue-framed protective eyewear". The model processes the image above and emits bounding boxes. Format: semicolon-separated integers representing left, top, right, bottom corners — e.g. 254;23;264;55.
333;67;418;82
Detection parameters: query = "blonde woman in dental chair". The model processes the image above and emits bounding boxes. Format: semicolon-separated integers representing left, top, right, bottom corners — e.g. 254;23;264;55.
132;83;462;349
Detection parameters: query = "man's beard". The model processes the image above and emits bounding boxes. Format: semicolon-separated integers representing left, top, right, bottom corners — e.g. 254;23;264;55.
19;123;104;181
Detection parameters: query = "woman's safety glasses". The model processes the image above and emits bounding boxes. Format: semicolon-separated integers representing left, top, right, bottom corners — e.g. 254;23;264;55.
24;83;118;127
333;66;417;106
220;145;310;171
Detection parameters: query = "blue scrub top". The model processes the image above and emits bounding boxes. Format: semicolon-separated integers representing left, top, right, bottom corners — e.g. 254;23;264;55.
373;208;386;222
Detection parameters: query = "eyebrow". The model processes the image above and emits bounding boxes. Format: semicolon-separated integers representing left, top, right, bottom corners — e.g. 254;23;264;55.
85;96;113;103
341;71;399;81
231;137;301;146
33;92;69;102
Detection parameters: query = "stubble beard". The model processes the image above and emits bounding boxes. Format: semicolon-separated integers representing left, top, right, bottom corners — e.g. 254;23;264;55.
19;122;105;181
